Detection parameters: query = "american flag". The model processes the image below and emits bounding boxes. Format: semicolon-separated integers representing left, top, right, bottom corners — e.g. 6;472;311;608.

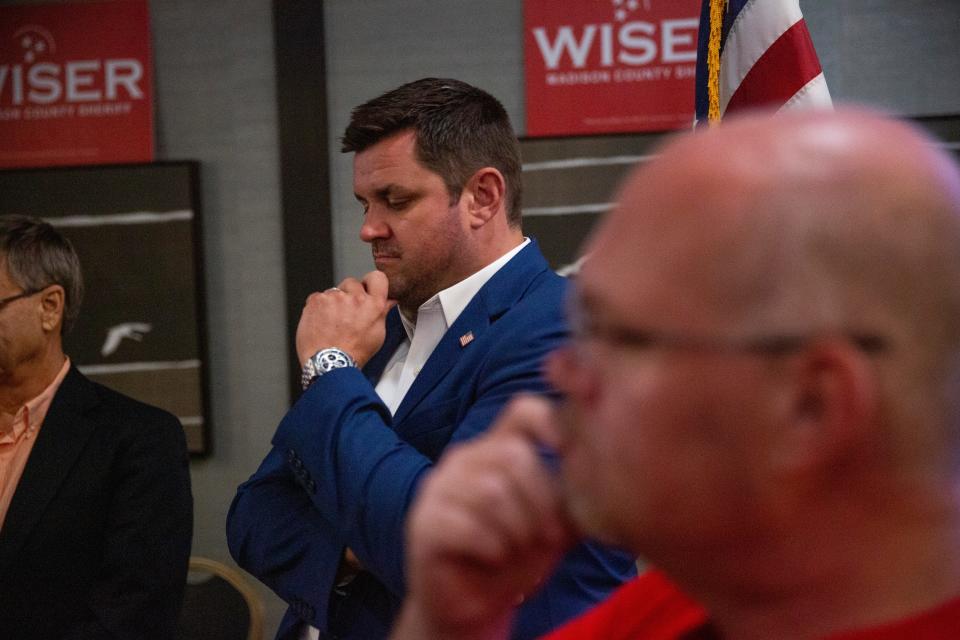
694;0;831;127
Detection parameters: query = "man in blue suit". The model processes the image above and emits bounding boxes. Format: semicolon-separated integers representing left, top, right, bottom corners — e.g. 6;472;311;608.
227;78;635;640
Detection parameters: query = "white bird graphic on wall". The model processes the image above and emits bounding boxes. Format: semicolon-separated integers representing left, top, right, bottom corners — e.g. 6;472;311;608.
101;322;153;356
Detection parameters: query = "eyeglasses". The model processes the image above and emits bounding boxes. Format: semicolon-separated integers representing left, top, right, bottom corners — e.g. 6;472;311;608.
0;288;44;311
568;296;889;357
572;320;889;356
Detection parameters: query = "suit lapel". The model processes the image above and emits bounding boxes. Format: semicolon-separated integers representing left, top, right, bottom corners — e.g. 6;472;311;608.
0;367;100;570
392;241;550;426
363;307;406;384
392;302;490;426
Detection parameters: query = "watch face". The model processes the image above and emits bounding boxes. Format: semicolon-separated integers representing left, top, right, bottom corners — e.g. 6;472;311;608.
302;349;355;389
319;349;353;370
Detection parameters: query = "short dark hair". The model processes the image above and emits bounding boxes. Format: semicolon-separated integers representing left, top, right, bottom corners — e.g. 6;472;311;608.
342;77;523;227
0;214;83;333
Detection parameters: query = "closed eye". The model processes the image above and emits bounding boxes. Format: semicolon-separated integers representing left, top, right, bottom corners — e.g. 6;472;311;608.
354;195;369;216
584;322;656;350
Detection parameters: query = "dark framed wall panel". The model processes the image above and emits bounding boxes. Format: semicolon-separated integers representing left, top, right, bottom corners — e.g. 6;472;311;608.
916;114;960;164
273;0;334;401
0;161;211;455
520;130;667;271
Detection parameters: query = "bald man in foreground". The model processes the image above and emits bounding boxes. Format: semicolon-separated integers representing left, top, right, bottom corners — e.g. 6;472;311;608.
392;108;960;639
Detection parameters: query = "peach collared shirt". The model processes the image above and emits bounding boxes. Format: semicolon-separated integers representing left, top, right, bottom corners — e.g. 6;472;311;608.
0;357;70;530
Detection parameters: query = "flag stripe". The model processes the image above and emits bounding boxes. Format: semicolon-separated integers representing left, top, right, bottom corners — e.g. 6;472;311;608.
780;72;832;111
695;0;830;127
719;0;803;111
719;0;753;49
725;19;823;114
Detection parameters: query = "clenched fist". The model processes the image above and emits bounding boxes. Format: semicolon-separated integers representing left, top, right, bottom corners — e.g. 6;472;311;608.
296;270;394;368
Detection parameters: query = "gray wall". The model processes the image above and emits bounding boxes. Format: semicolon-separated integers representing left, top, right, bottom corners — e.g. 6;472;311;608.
149;0;291;629
145;0;960;636
807;0;960;115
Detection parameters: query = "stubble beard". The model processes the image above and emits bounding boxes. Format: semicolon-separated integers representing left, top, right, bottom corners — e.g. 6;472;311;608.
379;215;468;312
383;263;441;313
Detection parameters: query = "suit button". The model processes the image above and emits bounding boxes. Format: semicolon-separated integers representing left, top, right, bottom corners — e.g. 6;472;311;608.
288;452;304;471
307;479;316;494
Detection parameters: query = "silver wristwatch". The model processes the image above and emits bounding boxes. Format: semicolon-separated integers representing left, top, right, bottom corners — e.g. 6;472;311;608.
301;348;356;389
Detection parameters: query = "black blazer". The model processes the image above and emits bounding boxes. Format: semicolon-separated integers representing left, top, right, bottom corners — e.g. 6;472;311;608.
0;366;193;639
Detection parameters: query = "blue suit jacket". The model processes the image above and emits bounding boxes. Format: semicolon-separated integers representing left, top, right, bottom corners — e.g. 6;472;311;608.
227;241;635;639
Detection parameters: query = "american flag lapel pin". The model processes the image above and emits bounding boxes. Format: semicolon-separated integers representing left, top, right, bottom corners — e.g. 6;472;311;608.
459;331;474;347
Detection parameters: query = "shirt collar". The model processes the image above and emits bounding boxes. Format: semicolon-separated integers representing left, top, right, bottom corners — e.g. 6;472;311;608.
398;238;530;340
0;358;71;444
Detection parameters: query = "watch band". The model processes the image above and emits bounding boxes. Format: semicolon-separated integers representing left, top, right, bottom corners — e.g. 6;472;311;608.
301;347;356;389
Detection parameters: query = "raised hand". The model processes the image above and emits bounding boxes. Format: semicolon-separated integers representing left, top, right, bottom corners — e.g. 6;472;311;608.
393;395;579;640
296;270;394;368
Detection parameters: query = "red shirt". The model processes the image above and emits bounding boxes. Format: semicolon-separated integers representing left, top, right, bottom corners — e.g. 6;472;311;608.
538;571;708;640
827;594;960;639
540;570;960;639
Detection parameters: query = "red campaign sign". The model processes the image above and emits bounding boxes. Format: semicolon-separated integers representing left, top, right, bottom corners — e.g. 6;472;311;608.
524;0;700;137
0;0;153;169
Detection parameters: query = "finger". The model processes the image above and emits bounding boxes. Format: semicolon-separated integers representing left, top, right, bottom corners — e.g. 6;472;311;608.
362;270;390;301
337;277;364;295
438;440;567;552
420;465;570;605
488;399;581;539
413;501;516;567
490;439;571;548
492;395;564;451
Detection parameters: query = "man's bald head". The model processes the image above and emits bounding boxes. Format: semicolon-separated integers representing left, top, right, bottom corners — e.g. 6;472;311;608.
572;109;960;533
590;109;960;338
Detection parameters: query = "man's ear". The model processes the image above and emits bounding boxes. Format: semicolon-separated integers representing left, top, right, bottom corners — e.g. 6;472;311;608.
39;284;65;333
463;167;506;229
769;338;878;477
